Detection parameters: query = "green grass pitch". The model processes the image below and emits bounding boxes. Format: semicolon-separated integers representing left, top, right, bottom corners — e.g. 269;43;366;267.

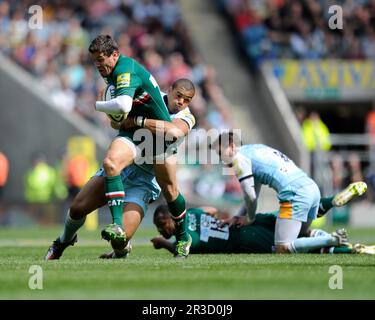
0;226;374;300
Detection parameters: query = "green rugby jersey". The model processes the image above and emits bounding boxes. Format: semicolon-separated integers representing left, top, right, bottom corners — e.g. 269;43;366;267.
105;54;171;123
180;208;277;253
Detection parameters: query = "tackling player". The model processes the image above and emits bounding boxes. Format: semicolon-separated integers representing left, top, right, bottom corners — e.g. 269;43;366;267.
45;78;196;259
91;35;192;257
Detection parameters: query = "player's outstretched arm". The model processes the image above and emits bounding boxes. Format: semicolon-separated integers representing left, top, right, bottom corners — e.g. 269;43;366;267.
151;236;175;253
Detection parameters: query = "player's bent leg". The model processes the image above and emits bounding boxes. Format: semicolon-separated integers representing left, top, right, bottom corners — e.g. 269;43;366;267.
122;202;144;240
103;138;136;177
102;137;136;241
278;218;344;253
274;218;301;254
45;177;107;261
154;159;179;202
70;176;107;219
154;158;190;258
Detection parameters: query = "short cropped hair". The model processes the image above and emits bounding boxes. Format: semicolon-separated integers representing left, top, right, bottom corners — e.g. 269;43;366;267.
153;205;170;223
172;78;195;94
212;130;242;150
88;35;119;56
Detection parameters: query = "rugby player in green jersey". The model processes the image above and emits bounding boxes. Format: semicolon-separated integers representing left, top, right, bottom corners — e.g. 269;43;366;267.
45;78;196;259
151;205;375;255
91;35;192;257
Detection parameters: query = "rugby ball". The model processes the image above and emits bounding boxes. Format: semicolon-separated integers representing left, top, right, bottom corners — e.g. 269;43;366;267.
102;84;125;123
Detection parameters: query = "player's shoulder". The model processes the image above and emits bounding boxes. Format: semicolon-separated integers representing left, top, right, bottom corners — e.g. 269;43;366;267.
113;55;137;75
174;107;193;118
173;107;195;129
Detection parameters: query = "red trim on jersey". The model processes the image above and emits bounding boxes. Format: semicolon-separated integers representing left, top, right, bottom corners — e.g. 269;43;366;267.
170;209;186;220
133;93;151;106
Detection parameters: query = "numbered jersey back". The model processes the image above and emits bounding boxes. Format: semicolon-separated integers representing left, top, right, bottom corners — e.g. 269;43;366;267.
238;144;307;192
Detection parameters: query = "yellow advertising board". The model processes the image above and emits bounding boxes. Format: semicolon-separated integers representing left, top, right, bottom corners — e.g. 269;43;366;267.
66;136;99;230
263;60;375;101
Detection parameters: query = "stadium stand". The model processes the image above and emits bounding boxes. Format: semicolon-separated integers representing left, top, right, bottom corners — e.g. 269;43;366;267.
218;0;375;69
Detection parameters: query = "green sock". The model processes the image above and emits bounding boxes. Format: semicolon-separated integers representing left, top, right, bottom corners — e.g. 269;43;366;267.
318;196;334;217
168;193;188;242
60;210;85;243
105;175;124;226
332;246;353;254
319;246;353;254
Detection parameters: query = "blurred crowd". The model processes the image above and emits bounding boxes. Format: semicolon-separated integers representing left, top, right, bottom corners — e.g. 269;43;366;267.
0;0;242;210
297;107;375;202
218;0;375;68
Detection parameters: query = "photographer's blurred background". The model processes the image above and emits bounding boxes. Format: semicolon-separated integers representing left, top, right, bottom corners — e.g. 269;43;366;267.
0;0;374;229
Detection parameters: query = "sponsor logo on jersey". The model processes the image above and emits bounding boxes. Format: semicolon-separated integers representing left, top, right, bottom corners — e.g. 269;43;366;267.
117;73;131;88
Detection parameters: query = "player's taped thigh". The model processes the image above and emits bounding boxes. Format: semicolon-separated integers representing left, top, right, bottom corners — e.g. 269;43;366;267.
275;218;302;245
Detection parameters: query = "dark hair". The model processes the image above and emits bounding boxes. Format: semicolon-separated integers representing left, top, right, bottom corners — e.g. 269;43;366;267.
88;35;119;56
212;130;242;150
172;78;195;94
153;205;170;223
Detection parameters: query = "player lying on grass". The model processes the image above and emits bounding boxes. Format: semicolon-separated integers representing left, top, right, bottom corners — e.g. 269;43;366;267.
212;130;368;254
151;202;374;255
45;79;195;260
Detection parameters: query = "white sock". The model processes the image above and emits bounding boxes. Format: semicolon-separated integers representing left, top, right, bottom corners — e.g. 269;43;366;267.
289;235;339;253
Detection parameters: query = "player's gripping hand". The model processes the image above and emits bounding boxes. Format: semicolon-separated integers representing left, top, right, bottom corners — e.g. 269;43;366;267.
219;216;248;228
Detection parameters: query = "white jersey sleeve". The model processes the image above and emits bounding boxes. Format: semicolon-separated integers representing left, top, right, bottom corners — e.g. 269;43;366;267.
172;107;196;130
